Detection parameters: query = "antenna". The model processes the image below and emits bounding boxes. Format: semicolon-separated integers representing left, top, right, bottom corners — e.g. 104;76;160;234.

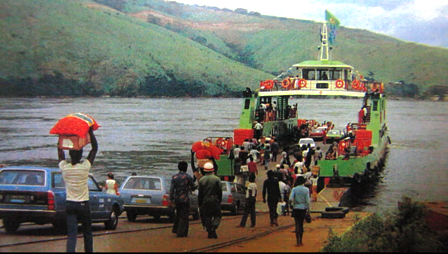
320;23;330;61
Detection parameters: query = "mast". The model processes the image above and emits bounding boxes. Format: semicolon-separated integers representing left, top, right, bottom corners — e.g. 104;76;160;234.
320;23;330;61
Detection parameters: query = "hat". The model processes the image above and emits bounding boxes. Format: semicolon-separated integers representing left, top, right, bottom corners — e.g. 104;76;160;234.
203;162;214;172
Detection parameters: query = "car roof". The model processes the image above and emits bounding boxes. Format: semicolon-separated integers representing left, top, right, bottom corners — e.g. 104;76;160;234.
299;138;314;142
0;166;60;172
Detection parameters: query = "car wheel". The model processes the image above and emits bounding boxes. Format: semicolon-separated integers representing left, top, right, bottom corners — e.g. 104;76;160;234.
3;218;20;233
104;207;119;230
153;215;161;221
126;211;137;222
192;207;200;220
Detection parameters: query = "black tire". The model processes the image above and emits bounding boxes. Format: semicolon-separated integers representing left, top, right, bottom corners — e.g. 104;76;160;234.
52;220;67;232
126;211;137;222
167;213;174;222
153;215;161;221
104;207;119;230
3;218;20;233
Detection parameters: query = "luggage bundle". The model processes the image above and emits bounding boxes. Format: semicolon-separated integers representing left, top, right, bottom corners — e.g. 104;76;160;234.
50;113;100;150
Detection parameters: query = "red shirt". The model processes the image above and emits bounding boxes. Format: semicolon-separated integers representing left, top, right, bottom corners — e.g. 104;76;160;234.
247;161;258;174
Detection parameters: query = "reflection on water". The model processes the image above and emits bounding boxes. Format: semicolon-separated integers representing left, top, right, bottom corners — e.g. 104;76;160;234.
0;97;447;214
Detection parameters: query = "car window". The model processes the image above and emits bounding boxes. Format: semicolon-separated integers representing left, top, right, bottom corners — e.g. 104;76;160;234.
221;183;228;191
88;176;101;191
236;184;245;194
0;170;45;186
164;179;171;191
126;178;162;190
230;183;236;192
53;172;65;188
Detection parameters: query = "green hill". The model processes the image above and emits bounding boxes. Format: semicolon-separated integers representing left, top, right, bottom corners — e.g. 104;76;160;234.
1;0;447;98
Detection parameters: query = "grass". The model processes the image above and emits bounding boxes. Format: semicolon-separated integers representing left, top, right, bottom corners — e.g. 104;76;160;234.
322;197;447;252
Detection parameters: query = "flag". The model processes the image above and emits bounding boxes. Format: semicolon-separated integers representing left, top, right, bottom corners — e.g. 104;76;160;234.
325;10;340;44
325;9;340;27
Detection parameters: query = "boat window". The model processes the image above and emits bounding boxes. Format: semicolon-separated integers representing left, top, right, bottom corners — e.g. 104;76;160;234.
329;70;341;80
244;98;250;110
372;101;378;111
317;70;329;80
303;69;315;80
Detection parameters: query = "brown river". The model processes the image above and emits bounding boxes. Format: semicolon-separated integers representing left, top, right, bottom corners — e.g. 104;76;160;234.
0;97;447;214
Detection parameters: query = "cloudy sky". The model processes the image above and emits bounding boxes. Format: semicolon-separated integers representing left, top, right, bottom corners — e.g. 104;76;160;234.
174;0;448;48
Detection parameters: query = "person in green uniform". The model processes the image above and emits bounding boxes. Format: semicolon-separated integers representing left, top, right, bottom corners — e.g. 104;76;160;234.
198;162;222;239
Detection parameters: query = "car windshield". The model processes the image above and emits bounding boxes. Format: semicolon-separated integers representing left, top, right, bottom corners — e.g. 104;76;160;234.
0;170;45;186
313;129;323;133
329;130;340;135
123;177;162;190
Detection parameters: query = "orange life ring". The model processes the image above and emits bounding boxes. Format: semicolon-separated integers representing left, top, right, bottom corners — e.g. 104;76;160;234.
264;80;274;89
281;79;291;89
335;79;344;88
216;138;226;149
299;79;307;88
351;80;360;90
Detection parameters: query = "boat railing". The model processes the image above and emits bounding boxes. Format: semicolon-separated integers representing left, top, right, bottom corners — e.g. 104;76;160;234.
259;79;383;94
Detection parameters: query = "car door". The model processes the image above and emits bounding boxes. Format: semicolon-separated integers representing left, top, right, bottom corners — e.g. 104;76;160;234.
235;184;247;208
88;176;103;220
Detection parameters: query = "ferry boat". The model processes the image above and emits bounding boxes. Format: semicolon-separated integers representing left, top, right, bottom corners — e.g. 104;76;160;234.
194;21;390;192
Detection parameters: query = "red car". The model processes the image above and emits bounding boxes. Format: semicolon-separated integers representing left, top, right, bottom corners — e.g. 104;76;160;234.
309;127;327;141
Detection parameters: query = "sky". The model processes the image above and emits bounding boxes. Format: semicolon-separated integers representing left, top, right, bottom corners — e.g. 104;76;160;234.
174;0;448;49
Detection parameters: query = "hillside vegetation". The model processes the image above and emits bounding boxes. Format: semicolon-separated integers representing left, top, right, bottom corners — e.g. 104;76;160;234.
1;0;447;98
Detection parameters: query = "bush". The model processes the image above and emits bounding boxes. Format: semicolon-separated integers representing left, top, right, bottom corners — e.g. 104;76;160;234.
322;198;446;252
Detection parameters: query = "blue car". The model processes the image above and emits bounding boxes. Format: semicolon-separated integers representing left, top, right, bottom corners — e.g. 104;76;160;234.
0;166;124;233
119;175;200;222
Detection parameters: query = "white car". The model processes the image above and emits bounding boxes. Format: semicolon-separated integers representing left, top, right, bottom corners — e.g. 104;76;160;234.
298;138;316;148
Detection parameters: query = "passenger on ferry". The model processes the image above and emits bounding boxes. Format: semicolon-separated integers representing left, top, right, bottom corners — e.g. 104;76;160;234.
294;76;300;89
234;158;244;186
233;145;241;159
280;147;291;167
238;146;249;166
249;147;260;163
358;107;365;124
321;72;328;80
254;121;263;140
242;139;251;152
304;145;314;171
362;106;367;123
271;138;279;162
314;147;323;165
256;106;265;123
263;145;271;170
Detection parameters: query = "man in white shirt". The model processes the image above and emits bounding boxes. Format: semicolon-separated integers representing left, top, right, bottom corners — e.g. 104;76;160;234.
58;127;98;253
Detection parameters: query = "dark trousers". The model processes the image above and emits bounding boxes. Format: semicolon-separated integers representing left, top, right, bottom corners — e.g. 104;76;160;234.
201;201;222;235
66;201;93;253
267;201;278;224
239;197;256;227
292;209;306;244
172;202;190;237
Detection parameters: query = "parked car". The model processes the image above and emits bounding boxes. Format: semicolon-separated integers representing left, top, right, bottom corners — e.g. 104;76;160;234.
309;127;326;141
326;129;346;144
0;166;124;233
220;181;246;215
119;175;200;222
298;138;316;148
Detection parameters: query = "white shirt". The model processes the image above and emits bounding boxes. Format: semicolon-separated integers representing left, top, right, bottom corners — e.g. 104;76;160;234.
106;179;117;195
59;160;91;202
246;182;257;198
294;161;305;174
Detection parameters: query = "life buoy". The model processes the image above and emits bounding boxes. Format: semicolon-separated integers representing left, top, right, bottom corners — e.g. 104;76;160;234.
351;79;360;90
281;79;291;89
216;138;226;149
264;80;274;89
299;79;307;88
335;79;344;88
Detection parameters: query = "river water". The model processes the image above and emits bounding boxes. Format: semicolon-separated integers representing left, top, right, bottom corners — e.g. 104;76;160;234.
0;97;447;214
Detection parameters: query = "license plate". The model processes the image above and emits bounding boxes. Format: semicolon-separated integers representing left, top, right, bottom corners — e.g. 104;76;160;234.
132;197;150;204
10;195;27;203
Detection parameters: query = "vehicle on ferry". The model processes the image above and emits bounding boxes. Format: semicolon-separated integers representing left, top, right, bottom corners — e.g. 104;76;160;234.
193;19;390;192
